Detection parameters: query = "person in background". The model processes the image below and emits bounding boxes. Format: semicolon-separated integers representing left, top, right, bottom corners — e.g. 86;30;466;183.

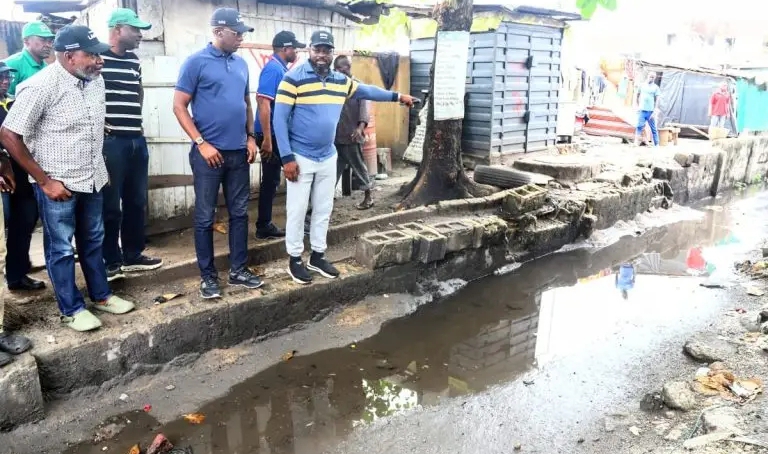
254;30;305;240
332;55;374;210
0;63;17;226
0;25;136;332
615;262;636;300
173;8;261;299
2;21;55;292
0;147;31;366
634;71;659;147
709;81;731;131
101;8;162;282
273;30;416;285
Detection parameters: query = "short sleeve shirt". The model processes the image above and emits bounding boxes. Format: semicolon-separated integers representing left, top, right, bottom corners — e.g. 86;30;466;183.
3;49;46;96
175;43;250;151
2;63;108;192
638;82;660;112
254;55;288;135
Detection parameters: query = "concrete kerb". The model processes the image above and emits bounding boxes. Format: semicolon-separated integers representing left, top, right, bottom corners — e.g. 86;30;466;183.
0;353;44;431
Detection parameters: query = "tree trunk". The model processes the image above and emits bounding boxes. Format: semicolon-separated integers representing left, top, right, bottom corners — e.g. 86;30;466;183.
397;0;495;210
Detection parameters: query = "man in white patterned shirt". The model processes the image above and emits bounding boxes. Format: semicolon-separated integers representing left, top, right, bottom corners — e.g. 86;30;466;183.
0;25;135;332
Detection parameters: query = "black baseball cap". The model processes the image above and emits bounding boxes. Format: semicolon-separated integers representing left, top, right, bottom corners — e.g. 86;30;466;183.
210;8;254;33
53;25;110;54
0;62;16;74
310;30;334;48
272;31;305;49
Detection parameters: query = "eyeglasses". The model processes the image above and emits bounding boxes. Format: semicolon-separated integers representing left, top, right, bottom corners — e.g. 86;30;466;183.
220;28;246;38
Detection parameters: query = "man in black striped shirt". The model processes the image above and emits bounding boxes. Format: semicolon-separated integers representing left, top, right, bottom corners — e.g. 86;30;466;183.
101;8;162;281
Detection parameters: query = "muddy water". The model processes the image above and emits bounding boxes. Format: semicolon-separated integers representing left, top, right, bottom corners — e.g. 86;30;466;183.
68;191;767;454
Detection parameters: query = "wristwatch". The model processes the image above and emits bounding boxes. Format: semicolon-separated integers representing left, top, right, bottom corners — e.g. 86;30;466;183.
247;132;257;139
194;136;204;145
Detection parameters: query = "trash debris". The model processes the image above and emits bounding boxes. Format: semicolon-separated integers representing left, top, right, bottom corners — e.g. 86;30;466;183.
143;404;152;413
280;350;296;362
147;434;174;454
128;445;140;454
153;293;181;304
513;444;522;451
747;286;765;297
165;385;176;391
694;367;763;402
183;413;206;424
46;335;56;344
213;222;227;234
119;393;129;402
629;426;641;436
94;422;125;443
523;379;535;386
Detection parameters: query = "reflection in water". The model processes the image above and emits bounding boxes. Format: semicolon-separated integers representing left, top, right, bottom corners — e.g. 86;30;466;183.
70;195;762;454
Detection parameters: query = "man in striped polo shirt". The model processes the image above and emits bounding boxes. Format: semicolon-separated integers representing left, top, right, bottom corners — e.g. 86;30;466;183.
273;30;416;284
101;8;162;281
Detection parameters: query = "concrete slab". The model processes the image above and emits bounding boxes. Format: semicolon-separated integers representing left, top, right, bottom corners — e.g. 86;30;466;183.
512;156;602;182
356;230;415;269
0;353;44;430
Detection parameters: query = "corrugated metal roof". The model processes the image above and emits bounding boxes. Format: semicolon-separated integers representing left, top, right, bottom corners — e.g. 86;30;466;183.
15;0;87;14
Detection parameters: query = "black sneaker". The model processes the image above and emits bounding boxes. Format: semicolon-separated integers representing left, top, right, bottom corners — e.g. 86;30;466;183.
200;277;222;299
255;223;286;239
307;251;340;279
122;255;163;272
287;256;312;285
106;264;125;282
228;268;264;289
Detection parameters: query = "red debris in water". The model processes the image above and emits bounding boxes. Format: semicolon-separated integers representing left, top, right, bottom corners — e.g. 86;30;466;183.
143;404;152;412
146;434;173;454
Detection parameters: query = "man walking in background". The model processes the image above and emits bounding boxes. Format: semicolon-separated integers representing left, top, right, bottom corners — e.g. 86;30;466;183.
0;25;135;332
273;30;416;285
101;8;162;282
2;21;55;292
0;62;16;228
634;71;660;147
173;8;262;299
333;55;374;210
254;30;305;240
709;81;731;131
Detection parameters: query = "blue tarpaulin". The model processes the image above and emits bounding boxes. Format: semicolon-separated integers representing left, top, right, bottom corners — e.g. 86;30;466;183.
736;79;768;133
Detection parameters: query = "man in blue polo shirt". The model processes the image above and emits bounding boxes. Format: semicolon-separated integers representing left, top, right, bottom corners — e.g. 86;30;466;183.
254;30;305;240
173;8;261;299
273;30;416;285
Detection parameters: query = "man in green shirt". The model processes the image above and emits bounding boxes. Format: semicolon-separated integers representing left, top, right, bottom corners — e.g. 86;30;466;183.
4;21;55;95
1;20;54;293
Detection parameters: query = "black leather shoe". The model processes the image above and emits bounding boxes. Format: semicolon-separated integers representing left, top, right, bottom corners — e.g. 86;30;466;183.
7;275;46;291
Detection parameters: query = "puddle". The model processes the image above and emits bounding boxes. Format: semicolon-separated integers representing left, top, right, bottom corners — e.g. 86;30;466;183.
67;191;768;454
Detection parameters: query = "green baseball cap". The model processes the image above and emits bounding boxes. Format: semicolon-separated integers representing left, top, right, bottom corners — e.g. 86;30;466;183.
22;21;55;39
108;8;152;30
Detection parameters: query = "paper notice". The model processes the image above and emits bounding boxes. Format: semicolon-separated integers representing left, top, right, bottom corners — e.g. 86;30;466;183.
433;31;470;121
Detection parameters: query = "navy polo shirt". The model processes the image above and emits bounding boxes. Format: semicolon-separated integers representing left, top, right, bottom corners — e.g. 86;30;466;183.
254;54;288;135
176;43;250;151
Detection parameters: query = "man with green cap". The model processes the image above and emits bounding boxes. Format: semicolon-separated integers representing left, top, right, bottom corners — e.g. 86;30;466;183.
101;8;162;282
1;20;54;294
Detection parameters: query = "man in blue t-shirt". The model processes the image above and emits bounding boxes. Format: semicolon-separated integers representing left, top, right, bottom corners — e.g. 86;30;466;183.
615;263;636;300
173;8;262;299
635;71;660;146
254;31;305;240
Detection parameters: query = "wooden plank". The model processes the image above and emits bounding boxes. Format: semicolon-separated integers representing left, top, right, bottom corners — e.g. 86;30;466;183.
148;174;193;190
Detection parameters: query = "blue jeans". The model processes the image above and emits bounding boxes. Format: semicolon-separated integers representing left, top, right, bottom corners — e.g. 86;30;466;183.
636;110;659;145
256;134;282;229
102;135;150;267
189;146;250;279
33;186;111;316
6;160;39;284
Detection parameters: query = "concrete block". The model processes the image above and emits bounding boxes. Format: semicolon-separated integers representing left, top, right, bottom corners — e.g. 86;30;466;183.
430;220;476;252
469;216;509;248
435;198;471;214
0;353;44;430
355;230;414;269
502;184;548;216
398;222;448;264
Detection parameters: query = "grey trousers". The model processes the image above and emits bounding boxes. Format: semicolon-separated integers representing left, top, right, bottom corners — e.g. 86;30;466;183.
335;143;372;191
0;195;5;333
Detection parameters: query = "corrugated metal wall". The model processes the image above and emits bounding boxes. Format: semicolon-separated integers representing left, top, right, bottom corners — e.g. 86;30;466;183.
409;22;563;166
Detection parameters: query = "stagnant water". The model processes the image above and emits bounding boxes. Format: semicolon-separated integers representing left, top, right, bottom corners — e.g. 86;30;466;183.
67;190;768;454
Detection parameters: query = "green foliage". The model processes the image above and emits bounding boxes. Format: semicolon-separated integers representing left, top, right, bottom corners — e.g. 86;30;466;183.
356;7;410;41
576;0;617;19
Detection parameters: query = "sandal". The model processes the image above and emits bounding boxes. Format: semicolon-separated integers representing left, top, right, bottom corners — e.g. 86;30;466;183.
355;199;375;210
0;332;32;355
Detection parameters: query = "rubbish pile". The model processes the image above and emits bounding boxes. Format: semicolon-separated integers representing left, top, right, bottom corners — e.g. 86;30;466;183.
131;434;192;454
692;362;764;404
